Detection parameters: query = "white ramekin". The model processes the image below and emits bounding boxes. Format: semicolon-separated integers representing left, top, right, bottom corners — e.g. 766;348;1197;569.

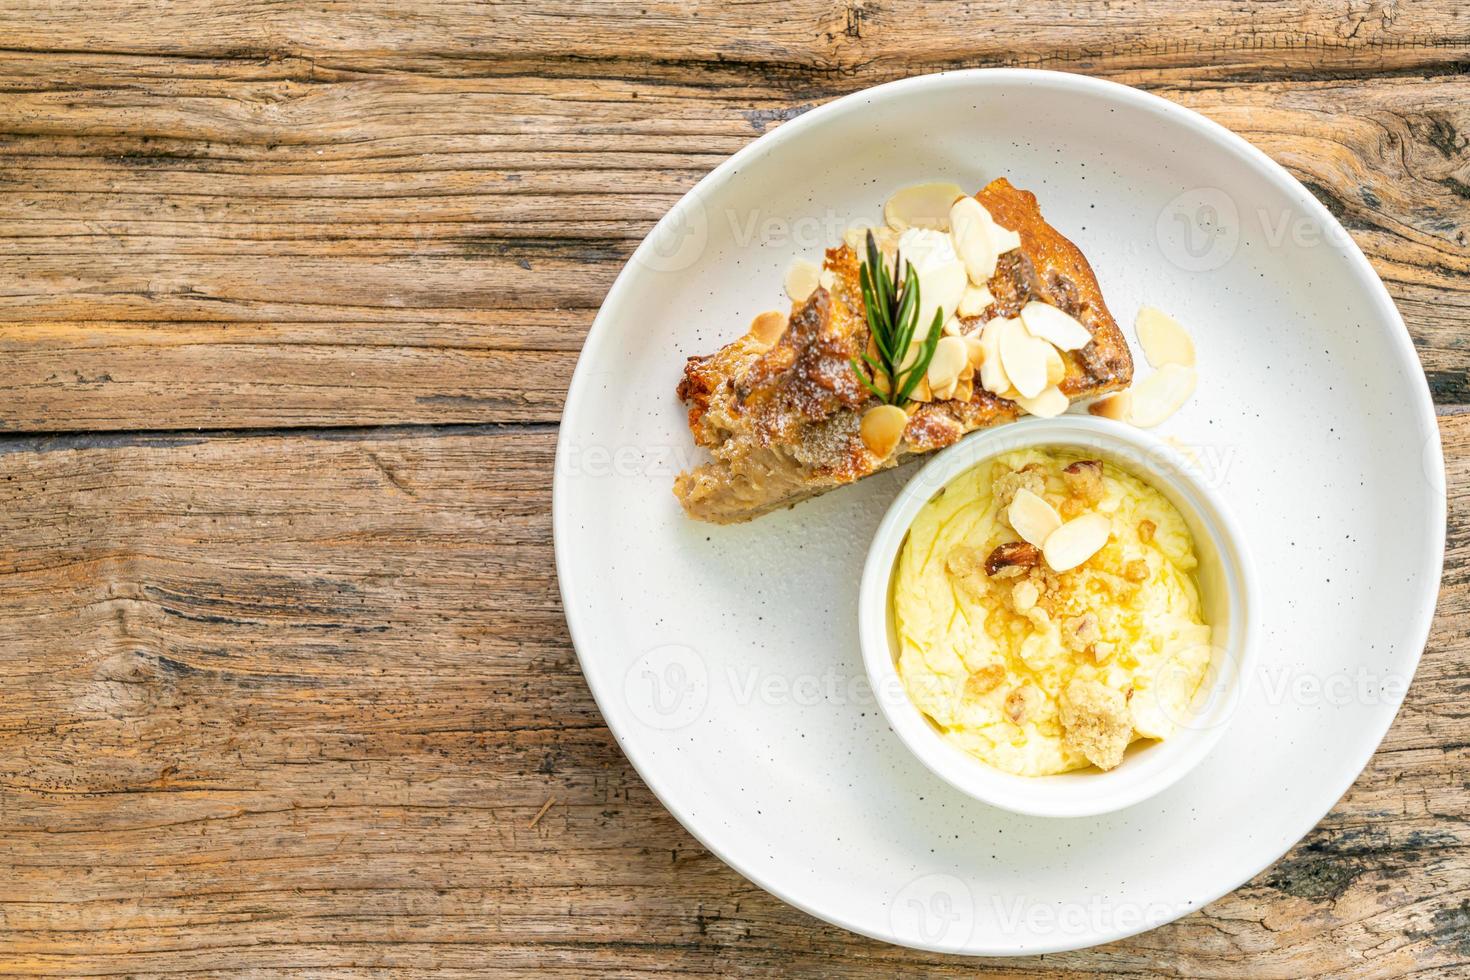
858;414;1258;818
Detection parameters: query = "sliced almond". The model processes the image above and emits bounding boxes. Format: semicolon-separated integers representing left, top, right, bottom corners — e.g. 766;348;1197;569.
1089;391;1132;421
785;259;821;302
884;182;964;233
1020;301;1092;351
952;375;974;403
1136;306;1196;368
949;197;1000;286
998;317;1049;398
1043;343;1066;386
933;376;959;401
957;283;995;318
993;223;1022;254
860;404;908;458
1128;364;1197;427
909;375;934;403
1042;512;1112;572
1013;385;1069;418
843;225;901;259
927;335;968;390
897;227;967;330
977;317;1011;395
896;338;920;373
1008;489;1063;548
942;316;963;337
748;311;786;347
924;261;969;330
964;334;985;372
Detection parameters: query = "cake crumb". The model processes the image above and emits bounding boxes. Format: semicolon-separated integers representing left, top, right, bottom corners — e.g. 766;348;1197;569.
1060;679;1131;770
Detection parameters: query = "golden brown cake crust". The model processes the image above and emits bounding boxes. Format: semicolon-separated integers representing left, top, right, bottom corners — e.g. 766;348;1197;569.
976;178;1132;394
673;178;1133;524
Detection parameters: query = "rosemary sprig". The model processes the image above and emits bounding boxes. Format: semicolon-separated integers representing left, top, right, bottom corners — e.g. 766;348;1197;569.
850;230;945;407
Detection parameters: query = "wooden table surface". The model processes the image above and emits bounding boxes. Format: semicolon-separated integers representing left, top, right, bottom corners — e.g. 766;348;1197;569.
1;2;1467;975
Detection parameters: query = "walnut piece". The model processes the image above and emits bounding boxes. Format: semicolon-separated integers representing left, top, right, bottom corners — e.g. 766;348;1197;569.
1004;684;1042;725
1059;679;1132;770
1062;459;1105;504
984;541;1042;576
1063;612;1100;651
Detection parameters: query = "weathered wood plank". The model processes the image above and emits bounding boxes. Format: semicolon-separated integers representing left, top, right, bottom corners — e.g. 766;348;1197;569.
0;418;1464;975
0;2;1466;973
1;0;1467;77
0;63;1465;430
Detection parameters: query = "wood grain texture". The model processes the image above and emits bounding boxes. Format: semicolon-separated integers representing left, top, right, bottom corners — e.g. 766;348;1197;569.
0;27;1467;429
0;0;1466;975
0;420;1466;976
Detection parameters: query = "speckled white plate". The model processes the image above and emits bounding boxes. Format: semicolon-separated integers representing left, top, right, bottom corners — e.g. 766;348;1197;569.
553;70;1445;955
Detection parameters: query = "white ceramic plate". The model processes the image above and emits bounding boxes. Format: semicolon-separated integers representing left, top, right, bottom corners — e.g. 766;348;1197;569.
553;70;1445;955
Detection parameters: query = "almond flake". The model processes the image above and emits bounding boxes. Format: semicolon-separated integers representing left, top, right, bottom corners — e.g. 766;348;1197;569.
1135;306;1196;368
748;310;786;347
977;317;1011;395
927;335;968;390
1008;488;1063;548
1088;391;1132;421
898;338;923;373
1020;301;1092;351
1128;364;1197;427
957;283;994;318
998;317;1049;398
1042;512;1112;572
784;259;821;302
845;225;899;256
1043;343;1066;386
948;197;1001;285
964;334;985;371
884;182;964;232
1013;385;1069;418
897;227;967;330
859;404;908;458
